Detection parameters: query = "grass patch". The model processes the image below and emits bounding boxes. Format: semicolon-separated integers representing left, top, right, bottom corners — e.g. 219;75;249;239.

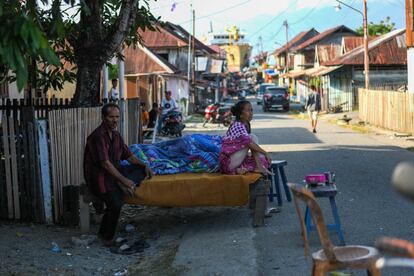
330;119;372;134
289;111;307;119
128;241;188;276
406;147;414;152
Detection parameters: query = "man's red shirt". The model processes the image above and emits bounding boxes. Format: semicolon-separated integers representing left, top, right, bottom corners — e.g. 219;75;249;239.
84;123;133;194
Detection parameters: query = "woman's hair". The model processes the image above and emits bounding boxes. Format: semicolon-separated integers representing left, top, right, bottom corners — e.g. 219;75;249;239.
231;100;251;133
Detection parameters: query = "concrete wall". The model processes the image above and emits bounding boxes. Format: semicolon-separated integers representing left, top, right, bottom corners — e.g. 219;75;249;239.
8;82;23;99
47;81;75;100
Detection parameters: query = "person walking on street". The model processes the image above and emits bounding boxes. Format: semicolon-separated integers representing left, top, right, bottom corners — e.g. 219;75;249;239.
84;103;153;247
305;85;321;133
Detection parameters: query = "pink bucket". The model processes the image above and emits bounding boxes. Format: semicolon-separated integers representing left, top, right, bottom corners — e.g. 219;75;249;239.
305;174;327;184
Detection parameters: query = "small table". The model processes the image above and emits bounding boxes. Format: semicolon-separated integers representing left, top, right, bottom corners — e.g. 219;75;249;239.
269;160;292;206
304;184;345;245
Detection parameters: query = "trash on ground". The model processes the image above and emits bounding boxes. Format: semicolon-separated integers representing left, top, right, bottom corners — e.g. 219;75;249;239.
51;242;61;253
125;224;135;232
71;235;97;246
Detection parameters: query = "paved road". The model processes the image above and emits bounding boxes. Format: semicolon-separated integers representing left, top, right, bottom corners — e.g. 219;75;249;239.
175;99;414;276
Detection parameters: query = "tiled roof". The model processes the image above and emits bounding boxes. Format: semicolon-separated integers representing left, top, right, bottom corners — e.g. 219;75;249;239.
295;25;356;51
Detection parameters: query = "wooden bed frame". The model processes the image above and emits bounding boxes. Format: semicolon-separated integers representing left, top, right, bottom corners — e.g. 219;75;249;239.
79;176;270;233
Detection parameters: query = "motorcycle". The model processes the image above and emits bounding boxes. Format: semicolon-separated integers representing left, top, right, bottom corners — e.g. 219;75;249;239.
160;110;185;137
203;103;232;127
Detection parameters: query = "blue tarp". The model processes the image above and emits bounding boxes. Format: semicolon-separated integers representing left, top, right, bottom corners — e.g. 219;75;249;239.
121;134;222;175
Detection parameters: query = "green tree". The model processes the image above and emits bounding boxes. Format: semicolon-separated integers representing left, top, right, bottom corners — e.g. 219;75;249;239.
356;16;395;36
108;64;119;80
0;0;159;106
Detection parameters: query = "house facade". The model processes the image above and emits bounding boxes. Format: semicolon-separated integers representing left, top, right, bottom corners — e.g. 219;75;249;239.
281;25;358;106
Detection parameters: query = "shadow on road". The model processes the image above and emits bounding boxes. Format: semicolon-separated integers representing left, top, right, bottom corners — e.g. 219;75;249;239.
253;127;323;145
257;144;414;276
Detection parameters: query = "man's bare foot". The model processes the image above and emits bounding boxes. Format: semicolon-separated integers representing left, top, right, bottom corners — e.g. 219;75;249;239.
236;168;248;175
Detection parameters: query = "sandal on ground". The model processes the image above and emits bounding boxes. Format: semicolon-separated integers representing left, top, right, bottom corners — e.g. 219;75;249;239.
109;239;150;255
115;237;128;245
110;243;139;255
265;207;282;218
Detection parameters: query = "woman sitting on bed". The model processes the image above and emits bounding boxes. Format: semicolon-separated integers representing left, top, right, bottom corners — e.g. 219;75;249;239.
219;100;272;175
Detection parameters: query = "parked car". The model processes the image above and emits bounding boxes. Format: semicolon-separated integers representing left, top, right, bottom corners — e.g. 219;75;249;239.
262;87;290;112
256;83;276;105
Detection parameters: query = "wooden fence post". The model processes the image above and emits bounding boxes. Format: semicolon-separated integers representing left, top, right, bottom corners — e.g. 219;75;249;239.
37;119;53;223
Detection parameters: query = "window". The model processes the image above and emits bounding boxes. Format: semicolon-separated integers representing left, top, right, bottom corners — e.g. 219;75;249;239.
159;53;169;61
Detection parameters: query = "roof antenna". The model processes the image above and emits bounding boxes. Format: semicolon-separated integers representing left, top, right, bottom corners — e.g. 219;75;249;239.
209;21;213;33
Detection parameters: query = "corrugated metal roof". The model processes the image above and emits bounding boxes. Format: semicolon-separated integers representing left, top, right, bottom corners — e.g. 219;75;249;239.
316;44;341;65
295;25;356;51
124;44;179;75
166;23;217;54
325;28;407;66
139;26;187;48
280;69;305;78
138;22;215;54
314;66;342;76
342;36;364;53
272;28;319;56
208;45;226;57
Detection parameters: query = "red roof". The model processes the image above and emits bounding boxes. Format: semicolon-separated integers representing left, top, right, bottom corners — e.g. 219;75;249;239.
124;45;179;75
138;22;215;54
342;36;364;53
325;29;406;66
317;45;341;65
295;25;356;51
272;28;319;56
139;26;187;48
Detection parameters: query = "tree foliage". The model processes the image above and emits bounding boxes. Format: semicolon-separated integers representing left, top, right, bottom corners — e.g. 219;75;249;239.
0;0;159;105
356;16;396;36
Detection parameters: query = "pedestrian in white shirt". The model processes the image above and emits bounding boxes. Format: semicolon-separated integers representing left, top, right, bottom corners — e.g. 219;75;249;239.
109;79;119;101
157;90;179;133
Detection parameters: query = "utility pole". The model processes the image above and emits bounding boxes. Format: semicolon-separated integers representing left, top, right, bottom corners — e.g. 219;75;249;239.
335;0;370;89
283;20;289;73
187;3;192;113
363;0;369;90
192;9;196;89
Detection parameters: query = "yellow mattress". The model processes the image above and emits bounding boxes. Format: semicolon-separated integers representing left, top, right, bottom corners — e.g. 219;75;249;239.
124;172;262;207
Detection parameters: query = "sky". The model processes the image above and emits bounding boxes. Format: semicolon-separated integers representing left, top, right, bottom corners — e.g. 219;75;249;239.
148;0;406;59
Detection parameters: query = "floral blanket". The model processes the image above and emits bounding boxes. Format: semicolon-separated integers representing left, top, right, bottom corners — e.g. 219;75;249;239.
121;134;222;175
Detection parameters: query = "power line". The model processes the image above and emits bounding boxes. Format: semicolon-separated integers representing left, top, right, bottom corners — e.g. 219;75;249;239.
178;0;252;24
152;0;190;11
249;0;298;39
290;0;323;25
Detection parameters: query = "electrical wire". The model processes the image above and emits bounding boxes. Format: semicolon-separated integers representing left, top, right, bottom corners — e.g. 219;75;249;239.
178;0;252;24
249;0;298;39
290;0;323;25
151;0;190;11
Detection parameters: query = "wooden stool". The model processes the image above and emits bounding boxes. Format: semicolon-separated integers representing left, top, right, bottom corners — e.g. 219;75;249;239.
304;184;346;246
269;160;292;206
